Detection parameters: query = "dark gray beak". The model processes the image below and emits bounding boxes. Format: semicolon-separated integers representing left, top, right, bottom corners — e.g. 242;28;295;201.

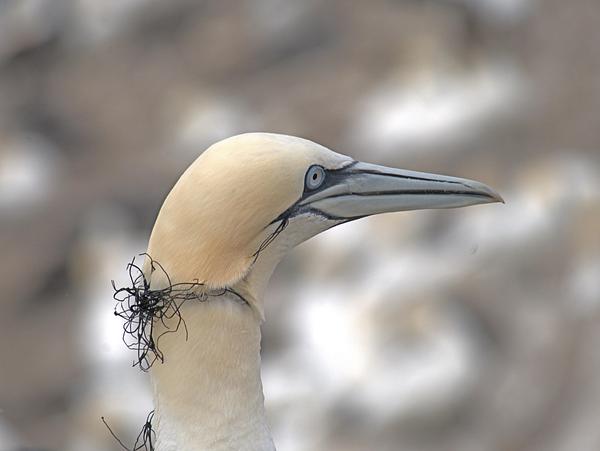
302;161;503;219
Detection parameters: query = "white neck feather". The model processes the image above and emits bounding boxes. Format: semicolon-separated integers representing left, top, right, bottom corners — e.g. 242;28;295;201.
150;295;275;451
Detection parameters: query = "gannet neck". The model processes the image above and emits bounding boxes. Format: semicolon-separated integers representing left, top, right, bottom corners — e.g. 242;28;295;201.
151;292;274;451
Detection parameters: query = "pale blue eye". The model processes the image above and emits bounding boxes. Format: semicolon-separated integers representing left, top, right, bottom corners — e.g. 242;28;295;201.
305;166;326;190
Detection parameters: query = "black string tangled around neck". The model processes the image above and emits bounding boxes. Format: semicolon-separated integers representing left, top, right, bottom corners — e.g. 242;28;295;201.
112;253;250;371
112;254;202;371
102;410;156;451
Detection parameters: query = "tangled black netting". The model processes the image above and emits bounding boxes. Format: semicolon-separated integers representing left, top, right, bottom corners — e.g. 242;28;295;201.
102;410;156;451
112;254;204;371
112;254;249;372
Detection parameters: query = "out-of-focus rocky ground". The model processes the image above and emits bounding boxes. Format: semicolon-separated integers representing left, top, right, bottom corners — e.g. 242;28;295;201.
0;0;599;450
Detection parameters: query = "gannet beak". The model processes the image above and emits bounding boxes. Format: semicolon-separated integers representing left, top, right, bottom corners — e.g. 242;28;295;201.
301;161;504;220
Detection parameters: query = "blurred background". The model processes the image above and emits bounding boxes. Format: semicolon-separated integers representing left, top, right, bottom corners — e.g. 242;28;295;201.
1;0;599;450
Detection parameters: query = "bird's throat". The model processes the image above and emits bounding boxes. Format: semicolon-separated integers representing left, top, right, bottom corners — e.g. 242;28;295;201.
150;295;274;451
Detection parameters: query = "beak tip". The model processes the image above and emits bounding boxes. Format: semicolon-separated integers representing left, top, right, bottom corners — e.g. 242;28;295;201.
469;180;504;205
490;192;505;204
490;190;505;204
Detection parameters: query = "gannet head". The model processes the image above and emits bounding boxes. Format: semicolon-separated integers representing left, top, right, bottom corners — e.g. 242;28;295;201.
147;132;501;308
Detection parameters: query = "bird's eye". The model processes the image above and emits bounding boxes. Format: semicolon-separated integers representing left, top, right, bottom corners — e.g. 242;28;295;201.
305;165;326;190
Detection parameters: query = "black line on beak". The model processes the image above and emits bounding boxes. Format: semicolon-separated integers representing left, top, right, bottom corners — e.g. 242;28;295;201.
320;189;498;200
344;168;474;189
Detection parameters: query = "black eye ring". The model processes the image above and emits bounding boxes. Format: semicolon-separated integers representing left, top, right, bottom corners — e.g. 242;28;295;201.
305;165;326;190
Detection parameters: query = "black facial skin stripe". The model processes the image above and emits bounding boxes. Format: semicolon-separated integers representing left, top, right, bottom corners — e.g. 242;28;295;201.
257;161;487;261
268;160;359;225
301;160;358;196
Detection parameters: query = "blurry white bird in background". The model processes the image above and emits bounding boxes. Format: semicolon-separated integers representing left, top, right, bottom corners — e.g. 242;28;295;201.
263;216;488;450
0;417;20;451
351;61;523;157
0;132;59;216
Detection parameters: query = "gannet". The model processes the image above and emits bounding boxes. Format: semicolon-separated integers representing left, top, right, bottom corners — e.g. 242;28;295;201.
138;132;501;451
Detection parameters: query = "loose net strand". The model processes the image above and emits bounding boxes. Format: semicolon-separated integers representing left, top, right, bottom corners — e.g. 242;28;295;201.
102;410;156;451
111;254;205;371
